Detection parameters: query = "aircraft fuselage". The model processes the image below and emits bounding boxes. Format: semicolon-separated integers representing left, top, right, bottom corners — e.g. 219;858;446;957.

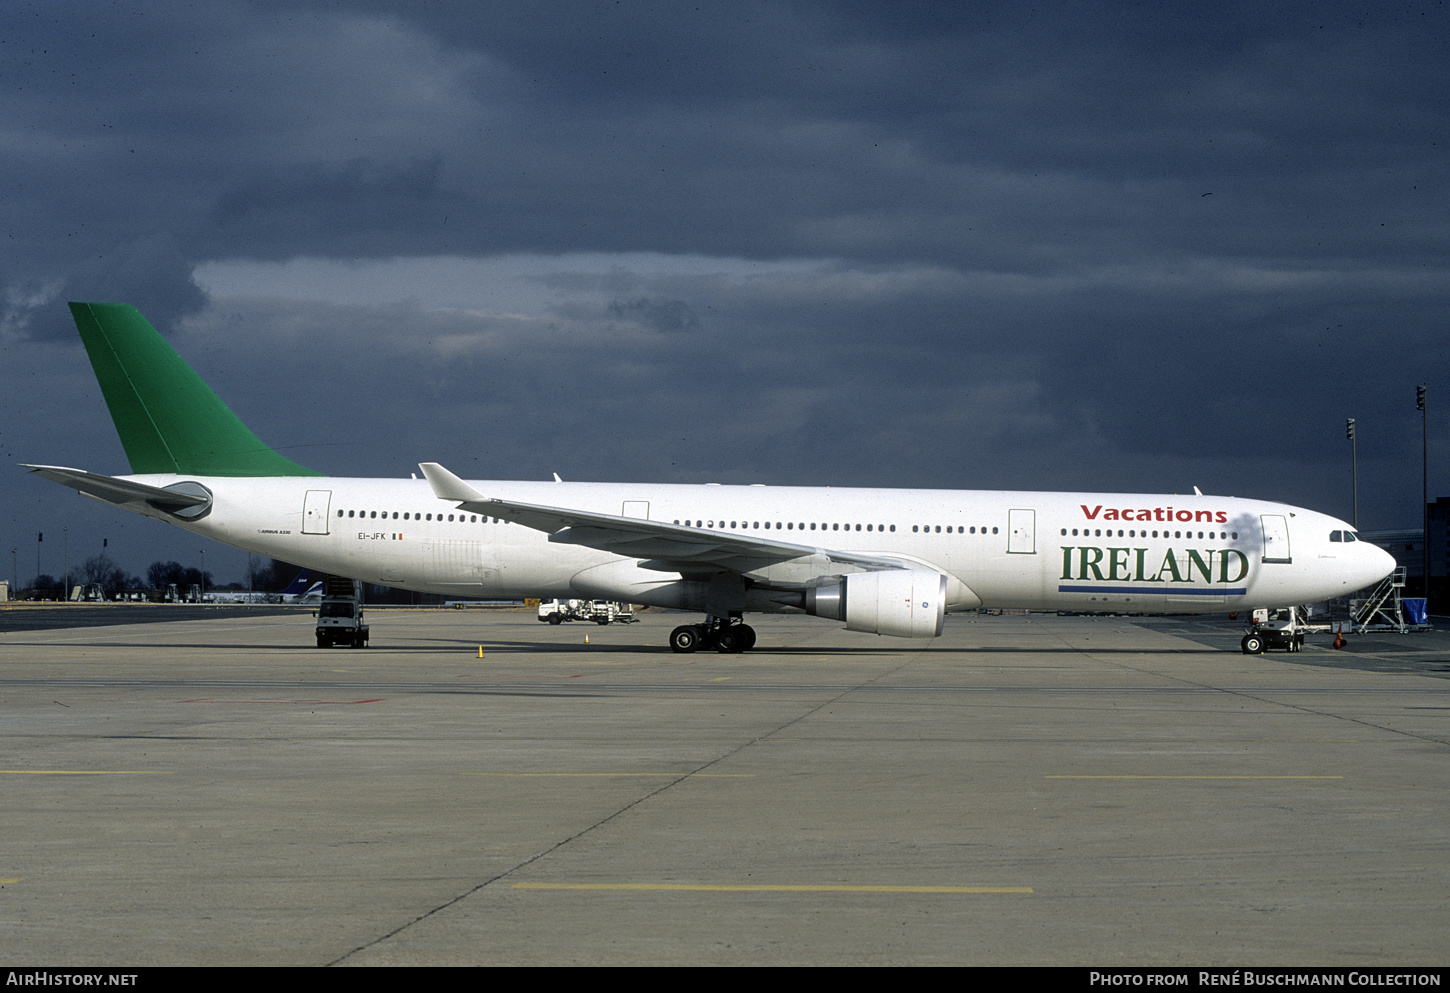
95;473;1393;615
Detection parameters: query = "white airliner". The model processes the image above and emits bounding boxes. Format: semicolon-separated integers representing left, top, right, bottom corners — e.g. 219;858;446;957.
27;303;1395;653
204;570;320;604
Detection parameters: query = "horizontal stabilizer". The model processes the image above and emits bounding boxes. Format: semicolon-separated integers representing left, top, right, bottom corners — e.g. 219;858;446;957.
24;464;212;518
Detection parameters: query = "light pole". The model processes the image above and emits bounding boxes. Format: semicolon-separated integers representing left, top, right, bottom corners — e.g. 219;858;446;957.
1346;418;1358;529
1419;386;1429;609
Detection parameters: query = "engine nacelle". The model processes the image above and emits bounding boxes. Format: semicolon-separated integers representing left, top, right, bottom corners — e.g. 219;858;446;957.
804;570;947;638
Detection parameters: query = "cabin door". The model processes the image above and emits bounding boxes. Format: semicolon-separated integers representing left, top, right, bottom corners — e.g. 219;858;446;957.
1261;514;1292;564
302;490;332;535
1007;509;1036;554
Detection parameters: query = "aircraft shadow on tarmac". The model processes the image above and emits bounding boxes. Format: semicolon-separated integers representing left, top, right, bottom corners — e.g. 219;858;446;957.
0;636;1240;656
381;639;1238;657
1274;653;1450;677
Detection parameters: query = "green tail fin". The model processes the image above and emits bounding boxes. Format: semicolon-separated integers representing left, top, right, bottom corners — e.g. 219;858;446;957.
68;302;321;477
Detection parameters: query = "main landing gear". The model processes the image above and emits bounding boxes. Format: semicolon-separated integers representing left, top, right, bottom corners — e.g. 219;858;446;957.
670;615;757;654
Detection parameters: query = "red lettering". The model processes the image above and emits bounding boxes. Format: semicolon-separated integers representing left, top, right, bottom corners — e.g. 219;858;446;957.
1082;504;1230;525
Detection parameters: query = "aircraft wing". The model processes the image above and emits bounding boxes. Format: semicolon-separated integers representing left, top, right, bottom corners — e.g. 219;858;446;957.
23;465;211;516
419;462;906;575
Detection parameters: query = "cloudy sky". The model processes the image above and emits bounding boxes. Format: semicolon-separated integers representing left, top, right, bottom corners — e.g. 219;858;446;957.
2;1;1447;586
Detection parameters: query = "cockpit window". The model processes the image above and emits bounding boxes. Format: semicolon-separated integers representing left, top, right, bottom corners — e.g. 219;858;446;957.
1330;530;1360;543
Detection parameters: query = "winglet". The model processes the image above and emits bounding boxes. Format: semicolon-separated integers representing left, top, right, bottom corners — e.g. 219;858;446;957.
418;462;486;503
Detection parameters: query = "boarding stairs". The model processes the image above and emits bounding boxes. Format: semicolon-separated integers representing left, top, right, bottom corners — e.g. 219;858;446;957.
1352;567;1409;634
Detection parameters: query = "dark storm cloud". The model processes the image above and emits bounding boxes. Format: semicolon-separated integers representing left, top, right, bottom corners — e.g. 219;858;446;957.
3;0;1449;584
606;298;700;334
9;2;1443;274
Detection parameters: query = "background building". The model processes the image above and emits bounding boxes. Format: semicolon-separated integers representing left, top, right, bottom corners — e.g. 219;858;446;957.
1360;496;1450;609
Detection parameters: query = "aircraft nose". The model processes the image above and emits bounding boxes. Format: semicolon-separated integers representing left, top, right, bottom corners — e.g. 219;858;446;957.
1361;541;1397;589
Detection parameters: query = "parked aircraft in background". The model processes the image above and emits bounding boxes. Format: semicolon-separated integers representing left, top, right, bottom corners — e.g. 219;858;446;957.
27;303;1394;653
203;569;318;604
278;570;323;603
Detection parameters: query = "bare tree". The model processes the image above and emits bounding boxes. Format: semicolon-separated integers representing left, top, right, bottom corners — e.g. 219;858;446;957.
82;554;130;592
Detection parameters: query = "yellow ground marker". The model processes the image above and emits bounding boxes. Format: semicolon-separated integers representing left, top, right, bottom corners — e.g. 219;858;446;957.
463;772;753;778
512;883;1031;894
0;770;171;775
1046;775;1342;780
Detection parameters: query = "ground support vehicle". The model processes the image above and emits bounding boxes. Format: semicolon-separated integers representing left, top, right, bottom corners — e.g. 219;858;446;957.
537;599;633;625
1240;606;1330;654
537;598;583;624
315;577;369;648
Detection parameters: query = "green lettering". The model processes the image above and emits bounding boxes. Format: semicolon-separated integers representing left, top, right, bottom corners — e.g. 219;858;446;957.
1157;549;1185;583
1078;546;1105;581
1107;547;1132;581
1061;547;1074;580
1186;549;1213;584
1219;548;1249;583
1134;547;1158;582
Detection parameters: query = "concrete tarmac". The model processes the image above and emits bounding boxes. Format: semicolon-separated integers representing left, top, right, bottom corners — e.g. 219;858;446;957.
0;606;1446;966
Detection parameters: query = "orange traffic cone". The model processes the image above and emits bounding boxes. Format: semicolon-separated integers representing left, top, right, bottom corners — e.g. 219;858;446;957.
1333;624;1346;649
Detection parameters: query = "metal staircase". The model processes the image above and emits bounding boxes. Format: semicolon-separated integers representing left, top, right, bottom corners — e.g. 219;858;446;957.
1352;567;1408;634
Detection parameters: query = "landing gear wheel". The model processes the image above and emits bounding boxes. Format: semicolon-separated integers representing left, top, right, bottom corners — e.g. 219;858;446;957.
738;625;756;652
715;627;744;654
1241;633;1265;655
670;625;702;653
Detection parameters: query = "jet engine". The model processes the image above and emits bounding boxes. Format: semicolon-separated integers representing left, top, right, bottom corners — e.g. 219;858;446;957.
802;569;947;638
